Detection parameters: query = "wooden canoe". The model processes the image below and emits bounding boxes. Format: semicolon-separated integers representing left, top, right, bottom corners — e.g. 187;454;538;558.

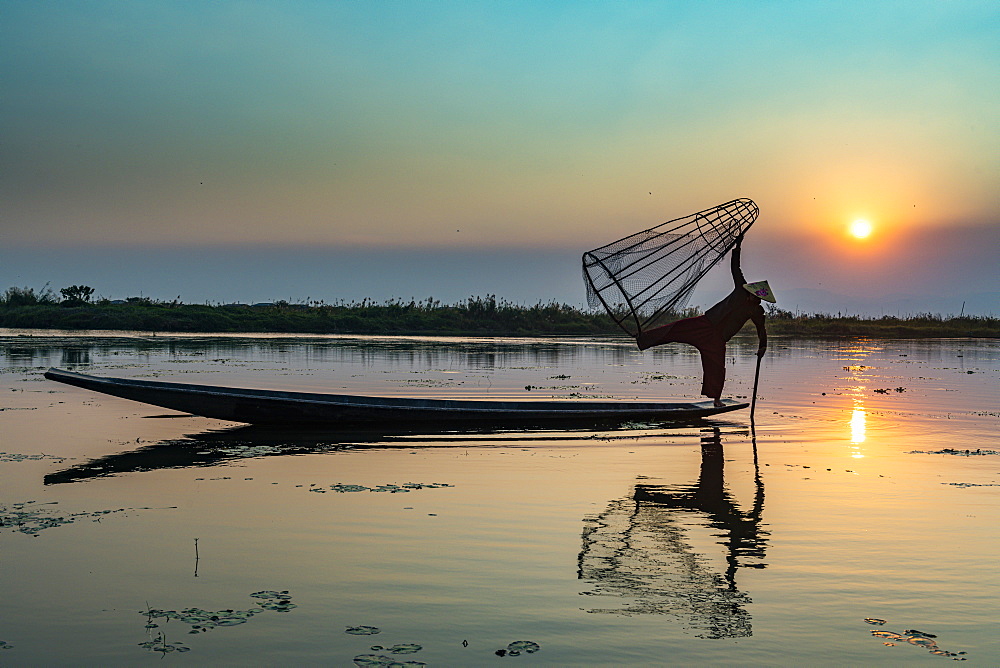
44;367;748;425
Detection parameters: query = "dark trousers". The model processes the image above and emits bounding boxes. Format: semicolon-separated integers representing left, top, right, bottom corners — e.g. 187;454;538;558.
635;315;726;400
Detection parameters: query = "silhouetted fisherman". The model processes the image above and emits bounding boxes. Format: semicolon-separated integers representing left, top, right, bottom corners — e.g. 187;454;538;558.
636;234;773;407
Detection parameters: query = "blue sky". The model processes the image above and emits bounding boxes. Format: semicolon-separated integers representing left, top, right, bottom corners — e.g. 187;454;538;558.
2;1;997;312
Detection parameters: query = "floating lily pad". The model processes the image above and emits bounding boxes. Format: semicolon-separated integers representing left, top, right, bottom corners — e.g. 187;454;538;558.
868;622;966;659
213;617;249;626
507;640;540;654
331;484;369;493
318;482;453;494
138;633;190;654
944;482;1000;488
140;591;294;647
258;599;297;612
388;643;422;654
1;500;155;536
903;629;937;638
250;590;292;600
0;452;68;464
909;448;999;456
905;636;938;648
346;626;381;636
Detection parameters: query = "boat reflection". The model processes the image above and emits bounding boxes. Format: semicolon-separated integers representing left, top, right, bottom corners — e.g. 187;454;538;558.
578;428;768;639
43;418;723;485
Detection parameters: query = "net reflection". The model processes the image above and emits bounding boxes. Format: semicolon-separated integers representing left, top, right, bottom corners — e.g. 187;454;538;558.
578;428;768;639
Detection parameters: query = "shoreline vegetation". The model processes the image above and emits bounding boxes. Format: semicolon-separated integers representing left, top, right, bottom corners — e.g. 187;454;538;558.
1;285;997;338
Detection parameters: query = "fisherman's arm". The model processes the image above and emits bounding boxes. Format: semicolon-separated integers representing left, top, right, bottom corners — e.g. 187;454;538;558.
731;235;747;287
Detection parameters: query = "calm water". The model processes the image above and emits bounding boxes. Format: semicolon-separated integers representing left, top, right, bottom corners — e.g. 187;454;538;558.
1;330;998;666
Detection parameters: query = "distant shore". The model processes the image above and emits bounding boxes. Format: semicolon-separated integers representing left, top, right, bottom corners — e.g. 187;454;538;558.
1;290;996;338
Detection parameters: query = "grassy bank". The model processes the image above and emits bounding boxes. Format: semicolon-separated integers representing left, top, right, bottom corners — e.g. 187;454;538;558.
0;287;996;337
0;294;619;336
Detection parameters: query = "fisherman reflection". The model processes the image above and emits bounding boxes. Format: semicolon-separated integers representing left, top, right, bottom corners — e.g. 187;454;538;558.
578;428;768;639
60;347;91;367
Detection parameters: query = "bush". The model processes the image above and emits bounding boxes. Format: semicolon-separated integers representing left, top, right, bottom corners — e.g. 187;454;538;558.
1;284;58;306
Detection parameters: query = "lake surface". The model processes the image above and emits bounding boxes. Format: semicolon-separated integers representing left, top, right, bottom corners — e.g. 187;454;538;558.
1;330;997;666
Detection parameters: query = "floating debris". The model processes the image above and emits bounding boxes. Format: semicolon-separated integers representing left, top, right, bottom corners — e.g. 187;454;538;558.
312;483;454;494
904;629;937;638
214;444;287;457
944;482;1000;488
0;451;68;464
909;448;999;456
353;654;425;667
1;500;165;537
346;626;382;636
0;641;12;650
631;371;678;384
867;620;966;659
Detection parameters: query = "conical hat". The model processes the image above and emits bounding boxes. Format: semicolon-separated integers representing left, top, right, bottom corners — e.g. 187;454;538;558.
743;281;776;303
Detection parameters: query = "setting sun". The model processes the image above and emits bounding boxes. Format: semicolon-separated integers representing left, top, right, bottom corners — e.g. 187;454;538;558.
850;219;873;239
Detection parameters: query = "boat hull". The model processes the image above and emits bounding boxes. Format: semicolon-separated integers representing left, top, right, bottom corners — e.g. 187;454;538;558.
44;368;748;425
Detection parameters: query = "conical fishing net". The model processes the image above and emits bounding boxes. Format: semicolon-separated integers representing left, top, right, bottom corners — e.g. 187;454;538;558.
583;198;758;336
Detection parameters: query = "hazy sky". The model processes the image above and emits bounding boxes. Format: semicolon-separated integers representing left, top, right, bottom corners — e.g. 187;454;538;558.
2;1;998;311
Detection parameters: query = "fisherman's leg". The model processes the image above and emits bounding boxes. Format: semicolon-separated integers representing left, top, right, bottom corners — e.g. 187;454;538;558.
696;339;727;407
635;317;702;350
635;322;678;351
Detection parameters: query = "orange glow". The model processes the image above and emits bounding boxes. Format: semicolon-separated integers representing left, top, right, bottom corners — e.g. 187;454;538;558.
850;219;872;239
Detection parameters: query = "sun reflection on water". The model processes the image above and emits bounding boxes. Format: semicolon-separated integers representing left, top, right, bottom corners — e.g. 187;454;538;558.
850;405;867;449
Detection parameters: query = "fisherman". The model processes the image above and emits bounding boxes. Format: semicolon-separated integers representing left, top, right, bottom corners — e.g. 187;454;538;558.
635;234;772;408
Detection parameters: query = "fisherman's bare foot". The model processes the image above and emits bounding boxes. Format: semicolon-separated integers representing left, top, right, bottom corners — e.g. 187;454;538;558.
713;399;725;408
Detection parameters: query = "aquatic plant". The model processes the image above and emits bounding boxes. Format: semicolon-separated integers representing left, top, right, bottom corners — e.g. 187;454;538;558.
137;632;190;654
0;501;166;537
0;452;69;464
505;640;541;656
311;482;453;494
139;591;296;654
353;655;425;667
867;620;966;659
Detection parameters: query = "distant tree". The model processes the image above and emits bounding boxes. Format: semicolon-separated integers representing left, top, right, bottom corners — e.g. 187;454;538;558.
59;285;95;305
1;284;58;306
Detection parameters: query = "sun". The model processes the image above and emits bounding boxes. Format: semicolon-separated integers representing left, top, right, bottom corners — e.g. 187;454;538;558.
850;219;873;239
